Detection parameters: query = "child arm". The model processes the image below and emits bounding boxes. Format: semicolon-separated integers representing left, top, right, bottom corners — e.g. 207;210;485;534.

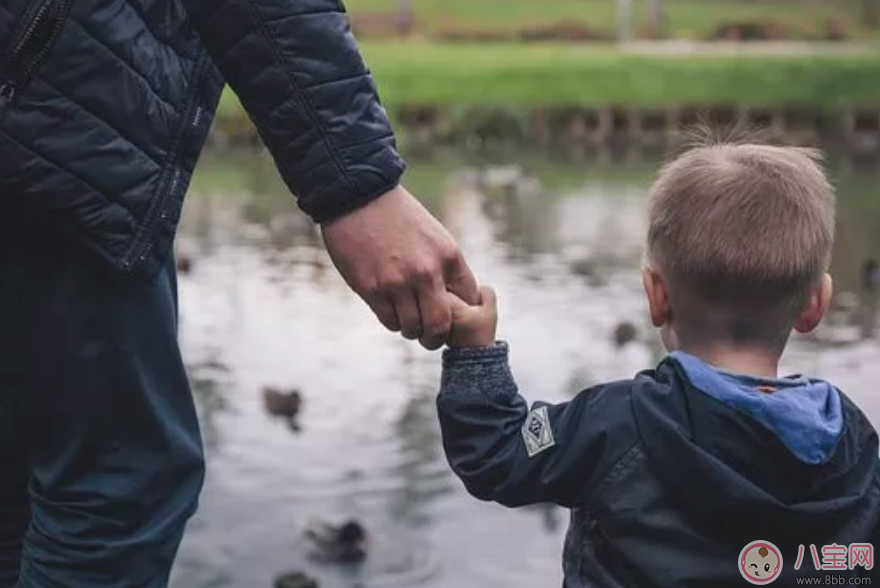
437;342;635;509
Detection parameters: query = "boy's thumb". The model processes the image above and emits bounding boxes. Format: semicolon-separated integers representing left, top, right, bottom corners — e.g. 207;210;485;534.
446;290;470;313
478;286;497;309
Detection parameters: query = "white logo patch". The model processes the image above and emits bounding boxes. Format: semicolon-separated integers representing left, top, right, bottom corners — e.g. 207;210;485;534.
522;406;555;457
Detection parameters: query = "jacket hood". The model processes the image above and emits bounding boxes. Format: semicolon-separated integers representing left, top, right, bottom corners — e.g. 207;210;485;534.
671;351;843;465
631;354;880;548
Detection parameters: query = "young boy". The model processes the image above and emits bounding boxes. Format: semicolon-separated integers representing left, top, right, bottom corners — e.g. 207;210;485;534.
437;139;880;587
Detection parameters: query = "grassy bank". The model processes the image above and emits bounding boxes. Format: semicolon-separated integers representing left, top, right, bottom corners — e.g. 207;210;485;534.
346;0;876;40
216;42;880;130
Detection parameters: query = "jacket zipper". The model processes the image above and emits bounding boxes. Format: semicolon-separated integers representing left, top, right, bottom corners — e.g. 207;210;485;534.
121;52;214;274
0;0;75;120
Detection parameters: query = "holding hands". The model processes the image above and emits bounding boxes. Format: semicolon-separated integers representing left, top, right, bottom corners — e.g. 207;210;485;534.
322;185;480;350
321;184;497;350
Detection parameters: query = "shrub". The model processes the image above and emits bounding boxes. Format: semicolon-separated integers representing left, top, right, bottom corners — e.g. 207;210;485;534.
710;20;789;41
517;22;606;42
433;22;610;43
432;27;514;43
348;12;415;40
824;17;849;41
637;22;665;40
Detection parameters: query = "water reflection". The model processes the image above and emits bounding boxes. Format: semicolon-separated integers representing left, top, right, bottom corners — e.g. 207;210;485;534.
389;344;453;527
189;355;231;452
170;151;880;588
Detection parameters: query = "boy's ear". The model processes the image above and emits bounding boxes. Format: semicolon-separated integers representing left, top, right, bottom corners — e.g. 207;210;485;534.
642;267;671;328
794;274;833;334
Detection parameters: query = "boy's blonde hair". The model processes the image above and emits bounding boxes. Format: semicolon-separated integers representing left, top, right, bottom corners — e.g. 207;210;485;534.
645;132;835;350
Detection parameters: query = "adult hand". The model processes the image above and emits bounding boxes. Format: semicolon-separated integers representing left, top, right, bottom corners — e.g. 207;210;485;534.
321;185;480;350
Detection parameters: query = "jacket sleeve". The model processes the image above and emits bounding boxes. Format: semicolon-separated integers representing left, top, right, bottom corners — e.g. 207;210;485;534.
180;0;406;224
437;342;638;509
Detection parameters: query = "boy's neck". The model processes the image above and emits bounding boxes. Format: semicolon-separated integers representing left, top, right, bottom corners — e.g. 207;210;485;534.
678;345;780;379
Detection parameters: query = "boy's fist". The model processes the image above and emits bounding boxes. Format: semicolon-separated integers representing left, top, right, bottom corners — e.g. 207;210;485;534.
446;286;498;347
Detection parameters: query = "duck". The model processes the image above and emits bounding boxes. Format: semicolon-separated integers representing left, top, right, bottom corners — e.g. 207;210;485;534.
274;572;319;588
176;253;193;275
834;291;859;314
570;258;597;278
613;322;638;349
305;520;368;564
862;259;880;294
544;503;561;533
262;387;302;432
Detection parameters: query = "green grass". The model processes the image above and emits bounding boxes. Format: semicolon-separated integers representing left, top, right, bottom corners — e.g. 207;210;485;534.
346;0;875;39
216;42;880;124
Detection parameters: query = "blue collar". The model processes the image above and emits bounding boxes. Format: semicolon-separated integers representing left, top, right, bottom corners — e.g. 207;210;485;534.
669;351;844;465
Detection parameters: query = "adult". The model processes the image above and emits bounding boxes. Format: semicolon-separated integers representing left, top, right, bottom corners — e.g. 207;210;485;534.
0;0;478;585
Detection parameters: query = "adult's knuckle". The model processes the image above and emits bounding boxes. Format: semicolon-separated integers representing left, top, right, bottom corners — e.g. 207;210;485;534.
440;244;461;265
378;272;407;293
412;260;438;281
358;276;381;295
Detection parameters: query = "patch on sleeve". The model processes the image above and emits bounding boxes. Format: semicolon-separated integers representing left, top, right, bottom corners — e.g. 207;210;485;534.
522;406;556;457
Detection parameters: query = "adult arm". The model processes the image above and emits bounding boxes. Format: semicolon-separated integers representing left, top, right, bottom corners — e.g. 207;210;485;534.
180;0;478;347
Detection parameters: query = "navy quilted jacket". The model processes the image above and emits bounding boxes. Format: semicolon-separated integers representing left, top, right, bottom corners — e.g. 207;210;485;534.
439;346;880;587
0;0;405;278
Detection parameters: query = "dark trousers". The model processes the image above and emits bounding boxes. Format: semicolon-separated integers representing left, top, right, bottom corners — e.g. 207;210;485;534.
0;221;203;587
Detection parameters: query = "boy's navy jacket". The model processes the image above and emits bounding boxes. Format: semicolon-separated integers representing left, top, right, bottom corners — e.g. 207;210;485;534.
0;0;404;278
438;343;880;588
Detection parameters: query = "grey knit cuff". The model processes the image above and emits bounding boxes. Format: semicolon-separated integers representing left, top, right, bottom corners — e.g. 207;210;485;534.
440;342;517;400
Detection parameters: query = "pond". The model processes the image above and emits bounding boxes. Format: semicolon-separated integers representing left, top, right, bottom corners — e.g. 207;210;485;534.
168;150;880;588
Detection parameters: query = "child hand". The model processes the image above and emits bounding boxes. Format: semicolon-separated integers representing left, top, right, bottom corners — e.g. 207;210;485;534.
446;286;498;347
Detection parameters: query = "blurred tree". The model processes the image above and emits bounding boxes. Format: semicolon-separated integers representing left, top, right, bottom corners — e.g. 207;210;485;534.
397;0;414;36
647;0;663;35
618;0;633;41
862;0;880;28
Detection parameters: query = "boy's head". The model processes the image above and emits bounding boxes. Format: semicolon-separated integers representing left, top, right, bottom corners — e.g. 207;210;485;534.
642;134;835;355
